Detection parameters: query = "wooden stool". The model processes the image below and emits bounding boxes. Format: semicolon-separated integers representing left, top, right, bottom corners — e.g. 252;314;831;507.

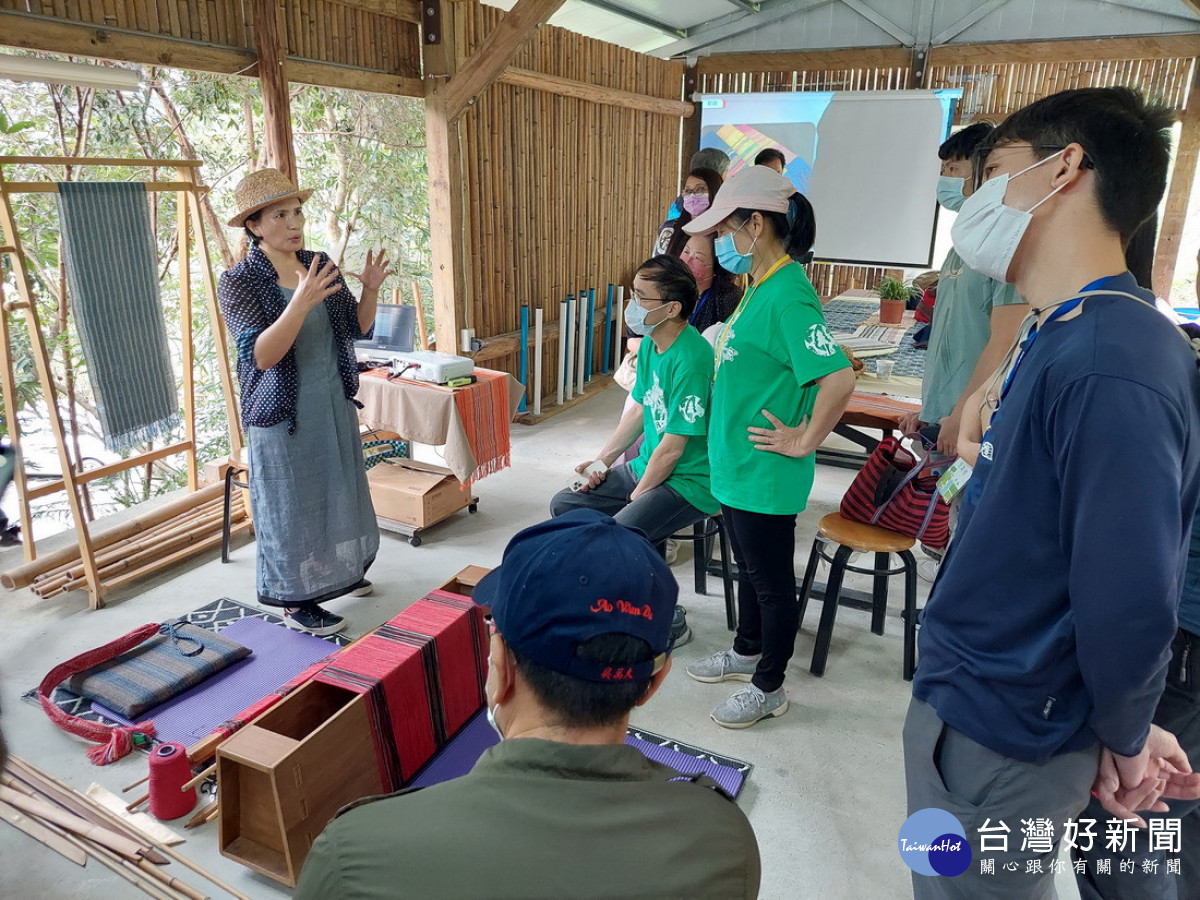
797;513;918;681
221;447;251;564
670;515;737;632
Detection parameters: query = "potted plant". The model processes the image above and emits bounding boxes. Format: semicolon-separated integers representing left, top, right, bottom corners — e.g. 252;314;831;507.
874;276;909;325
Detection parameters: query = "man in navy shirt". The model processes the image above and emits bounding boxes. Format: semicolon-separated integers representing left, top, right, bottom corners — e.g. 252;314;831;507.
905;87;1200;899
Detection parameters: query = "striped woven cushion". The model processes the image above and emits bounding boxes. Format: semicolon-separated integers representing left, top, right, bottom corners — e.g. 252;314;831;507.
64;622;251;719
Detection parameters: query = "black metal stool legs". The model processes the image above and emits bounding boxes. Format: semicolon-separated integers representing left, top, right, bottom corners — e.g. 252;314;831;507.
900;549;919;681
810;544;854;677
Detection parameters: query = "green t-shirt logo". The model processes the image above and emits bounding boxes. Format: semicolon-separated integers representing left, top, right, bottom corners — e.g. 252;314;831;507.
644;373;668;434
679;395;705;425
805;324;839;357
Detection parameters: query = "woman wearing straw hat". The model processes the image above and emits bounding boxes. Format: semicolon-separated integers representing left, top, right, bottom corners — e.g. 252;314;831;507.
219;168;390;635
681;165;855;728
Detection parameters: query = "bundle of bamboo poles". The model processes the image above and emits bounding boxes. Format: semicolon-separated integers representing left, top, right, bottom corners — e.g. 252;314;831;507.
0;482;252;600
1;755;250;900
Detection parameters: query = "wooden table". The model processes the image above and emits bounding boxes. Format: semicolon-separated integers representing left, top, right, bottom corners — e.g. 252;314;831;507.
356;368;523;485
356;368;523;543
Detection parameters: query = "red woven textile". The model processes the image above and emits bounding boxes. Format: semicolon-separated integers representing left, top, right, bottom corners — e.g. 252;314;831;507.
839;437;951;549
451;370;512;485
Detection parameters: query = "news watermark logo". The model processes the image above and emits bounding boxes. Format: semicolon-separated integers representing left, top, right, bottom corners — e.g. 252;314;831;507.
899;808;972;877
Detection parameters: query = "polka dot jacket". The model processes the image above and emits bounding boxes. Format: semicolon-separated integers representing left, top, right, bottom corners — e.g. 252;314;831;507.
218;245;370;433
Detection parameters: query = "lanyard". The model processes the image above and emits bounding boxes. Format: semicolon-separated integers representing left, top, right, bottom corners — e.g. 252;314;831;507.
998;274;1120;401
689;288;712;326
713;255;792;378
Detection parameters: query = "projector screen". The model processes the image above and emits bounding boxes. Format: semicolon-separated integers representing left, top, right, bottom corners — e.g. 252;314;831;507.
699;89;961;268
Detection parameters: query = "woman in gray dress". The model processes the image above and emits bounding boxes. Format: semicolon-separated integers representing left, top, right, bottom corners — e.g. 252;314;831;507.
219;169;388;635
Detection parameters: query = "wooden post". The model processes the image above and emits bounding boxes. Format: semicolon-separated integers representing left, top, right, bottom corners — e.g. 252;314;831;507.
1153;59;1200;298
680;61;700;173
253;0;297;183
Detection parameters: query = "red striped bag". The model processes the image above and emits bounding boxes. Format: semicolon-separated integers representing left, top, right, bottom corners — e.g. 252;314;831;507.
839;437;951;549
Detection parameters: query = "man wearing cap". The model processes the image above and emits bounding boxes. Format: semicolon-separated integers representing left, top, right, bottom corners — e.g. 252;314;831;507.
294;509;760;900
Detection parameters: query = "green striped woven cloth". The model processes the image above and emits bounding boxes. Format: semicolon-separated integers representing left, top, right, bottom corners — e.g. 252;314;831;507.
57;182;179;451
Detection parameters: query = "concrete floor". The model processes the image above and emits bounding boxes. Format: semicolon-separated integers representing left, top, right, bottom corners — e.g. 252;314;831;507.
0;384;1078;899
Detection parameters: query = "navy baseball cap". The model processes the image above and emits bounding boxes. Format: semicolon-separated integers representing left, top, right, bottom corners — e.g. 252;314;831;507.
473;509;679;683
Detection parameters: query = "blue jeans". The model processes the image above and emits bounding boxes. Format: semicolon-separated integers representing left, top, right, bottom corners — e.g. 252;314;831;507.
548;462;706;546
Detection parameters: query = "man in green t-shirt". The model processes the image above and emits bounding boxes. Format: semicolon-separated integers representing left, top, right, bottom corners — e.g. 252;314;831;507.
550;256;718;647
900;122;1027;454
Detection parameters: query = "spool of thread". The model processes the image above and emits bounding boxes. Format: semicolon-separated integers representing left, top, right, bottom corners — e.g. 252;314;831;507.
148;742;196;820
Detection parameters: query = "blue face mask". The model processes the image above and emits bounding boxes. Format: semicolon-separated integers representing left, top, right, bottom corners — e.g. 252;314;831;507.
937;175;966;212
624;298;670;336
715;222;755;274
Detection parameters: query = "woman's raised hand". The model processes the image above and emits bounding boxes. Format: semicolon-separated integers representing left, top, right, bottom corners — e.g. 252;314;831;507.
292;255;343;311
347;249;394;293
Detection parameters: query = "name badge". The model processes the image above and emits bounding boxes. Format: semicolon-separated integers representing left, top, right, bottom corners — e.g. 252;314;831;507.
936;457;973;503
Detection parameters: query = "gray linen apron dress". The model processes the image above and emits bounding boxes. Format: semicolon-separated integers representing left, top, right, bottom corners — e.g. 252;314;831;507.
248;287;379;607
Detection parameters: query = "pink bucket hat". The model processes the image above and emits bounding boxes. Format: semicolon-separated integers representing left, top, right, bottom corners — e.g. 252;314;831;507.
684;164;795;235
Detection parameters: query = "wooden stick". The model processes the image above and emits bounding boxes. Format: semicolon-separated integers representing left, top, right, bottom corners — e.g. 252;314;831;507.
179;763;216;793
183;800;217;830
10;757;248;900
0;785;150;860
122;774;151;794
125;791;150;812
0;797;88;865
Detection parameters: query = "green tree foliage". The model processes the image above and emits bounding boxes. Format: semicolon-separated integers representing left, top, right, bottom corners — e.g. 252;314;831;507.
0;57;429;525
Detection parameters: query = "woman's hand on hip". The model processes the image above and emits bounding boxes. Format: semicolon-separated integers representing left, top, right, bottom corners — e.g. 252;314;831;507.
292;255;343;312
748;409;810;458
347;249;393;293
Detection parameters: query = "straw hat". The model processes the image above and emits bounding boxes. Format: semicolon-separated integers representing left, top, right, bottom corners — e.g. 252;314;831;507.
227;168;313;228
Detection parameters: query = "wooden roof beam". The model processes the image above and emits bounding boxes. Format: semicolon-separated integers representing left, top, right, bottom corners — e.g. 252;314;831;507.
0;10;423;96
499;66;692;117
326;0;422;24
929;34;1200;66
434;0;566;122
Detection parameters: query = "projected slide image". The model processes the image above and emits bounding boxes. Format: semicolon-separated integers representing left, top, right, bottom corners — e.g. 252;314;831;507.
699;90;960;268
703;123;817;194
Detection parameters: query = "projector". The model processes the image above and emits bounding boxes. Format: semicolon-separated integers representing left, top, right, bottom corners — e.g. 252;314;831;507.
388;350;475;384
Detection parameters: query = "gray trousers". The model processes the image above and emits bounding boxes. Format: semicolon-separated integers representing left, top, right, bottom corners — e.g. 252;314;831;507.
548;461;706;546
904;697;1100;899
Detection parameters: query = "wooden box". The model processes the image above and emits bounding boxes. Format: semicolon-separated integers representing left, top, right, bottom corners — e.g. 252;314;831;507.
366;458;471;528
435;565;492;599
217;680;386;886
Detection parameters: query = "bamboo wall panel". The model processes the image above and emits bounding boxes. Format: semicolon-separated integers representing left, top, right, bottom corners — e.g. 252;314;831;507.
0;0;422;79
457;3;683;391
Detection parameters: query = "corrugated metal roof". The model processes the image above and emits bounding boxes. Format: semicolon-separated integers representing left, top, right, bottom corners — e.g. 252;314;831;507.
485;0;1200;59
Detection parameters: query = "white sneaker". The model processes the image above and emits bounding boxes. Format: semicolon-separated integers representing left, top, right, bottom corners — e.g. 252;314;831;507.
664;540;679;566
686;648;760;684
917;559;940;583
711;685;789;729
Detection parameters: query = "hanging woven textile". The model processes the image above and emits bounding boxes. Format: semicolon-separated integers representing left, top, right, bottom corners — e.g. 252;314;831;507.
56;182;179;451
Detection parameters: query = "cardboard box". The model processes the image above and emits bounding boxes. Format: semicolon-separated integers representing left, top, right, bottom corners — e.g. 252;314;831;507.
435;565;492;599
367;458;470;528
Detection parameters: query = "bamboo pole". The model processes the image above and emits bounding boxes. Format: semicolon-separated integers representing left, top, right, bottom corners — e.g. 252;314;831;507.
1;482;224;589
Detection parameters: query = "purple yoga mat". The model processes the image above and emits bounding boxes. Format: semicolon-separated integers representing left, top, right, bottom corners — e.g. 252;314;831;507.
409;711;748;798
93;617;338;746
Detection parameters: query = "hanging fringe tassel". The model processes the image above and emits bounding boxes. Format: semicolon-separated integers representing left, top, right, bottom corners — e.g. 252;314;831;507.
38;622;162;765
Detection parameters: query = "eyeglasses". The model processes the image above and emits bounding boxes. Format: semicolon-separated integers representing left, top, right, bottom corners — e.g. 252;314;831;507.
630;290;667;308
971;143;1095;190
681;187;709;197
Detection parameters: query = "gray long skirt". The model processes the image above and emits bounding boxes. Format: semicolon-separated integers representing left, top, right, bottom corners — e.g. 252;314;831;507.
248;291;379;607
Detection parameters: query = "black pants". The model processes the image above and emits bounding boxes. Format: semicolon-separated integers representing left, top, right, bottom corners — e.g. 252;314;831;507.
1073;627;1200;900
722;504;798;693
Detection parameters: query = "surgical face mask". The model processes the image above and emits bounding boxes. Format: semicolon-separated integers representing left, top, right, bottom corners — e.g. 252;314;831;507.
950;151;1066;283
682;193;710;216
486;701;504;740
715;222;755;275
936;175;966;212
624;297;670;336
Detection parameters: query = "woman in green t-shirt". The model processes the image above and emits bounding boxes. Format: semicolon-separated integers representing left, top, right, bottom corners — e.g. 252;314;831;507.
680;165;855;729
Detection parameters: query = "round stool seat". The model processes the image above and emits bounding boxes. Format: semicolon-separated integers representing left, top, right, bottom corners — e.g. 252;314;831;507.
817;513;915;553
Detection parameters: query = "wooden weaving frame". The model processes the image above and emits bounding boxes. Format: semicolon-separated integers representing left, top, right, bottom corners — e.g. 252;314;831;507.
0;156;241;608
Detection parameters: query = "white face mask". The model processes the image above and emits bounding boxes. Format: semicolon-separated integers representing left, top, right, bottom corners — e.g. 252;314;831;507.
486;701;504;740
950;151;1067;283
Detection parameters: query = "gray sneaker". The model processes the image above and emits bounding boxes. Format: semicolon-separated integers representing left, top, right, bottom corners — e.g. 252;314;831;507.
686;648;760;684
711;685;789;729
